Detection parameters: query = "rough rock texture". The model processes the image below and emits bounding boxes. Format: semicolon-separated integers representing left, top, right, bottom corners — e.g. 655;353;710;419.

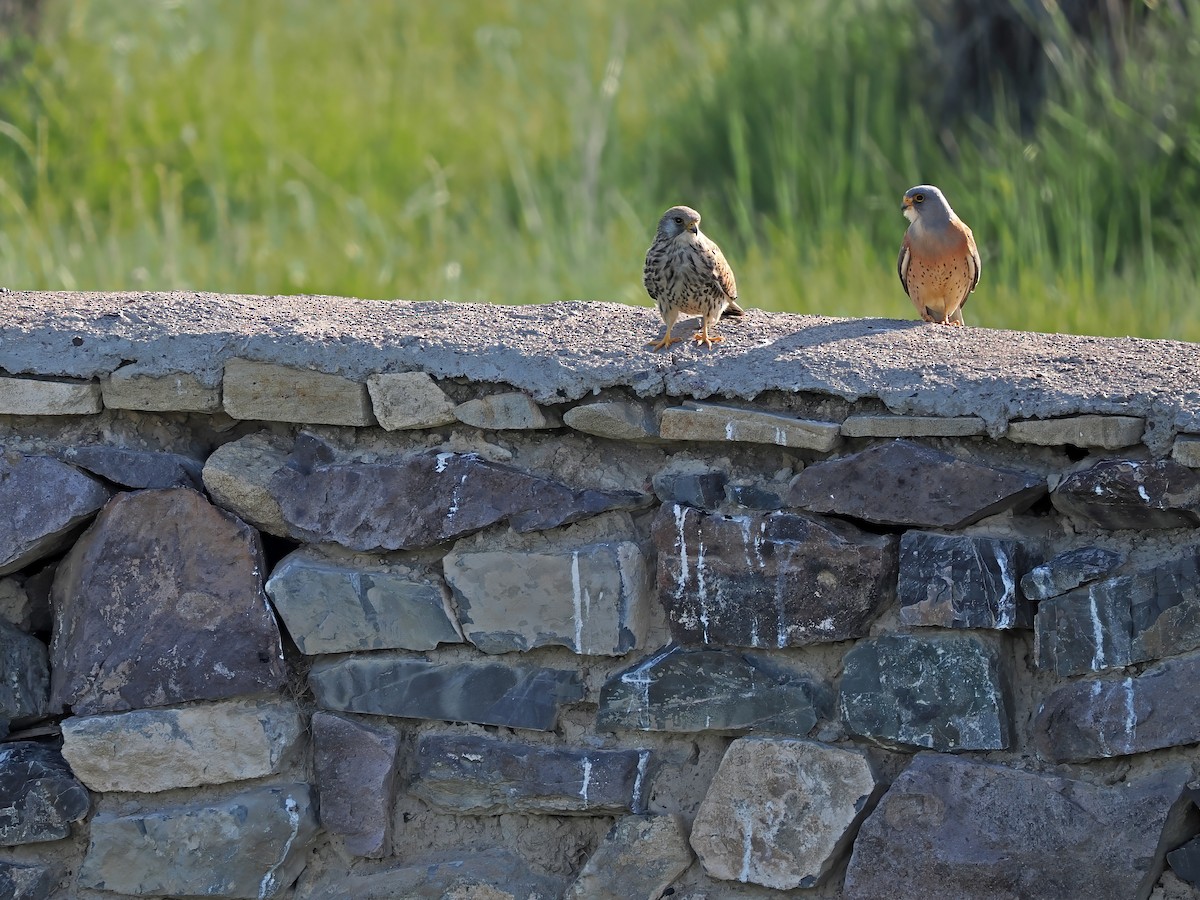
265;550;462;654
56;445;202;489
0;861;54;900
0;578;38;632
839;414;985;437
1020;545;1125;601
659;401;841;450
366;371;457;429
652;469;729;509
0;452;111;576
839;633;1011;751
564;814;692;900
690;737;882;890
60;699;303;793
201;431;290;535
308;850;566;900
443;539;651;655
223;357;374;426
1052;458;1200;528
454;390;559;429
270;448;650;551
1033;654;1200;762
311;711;400;858
0;622;49;733
788;439;1046;528
412;733;652;815
78;784;318;898
597;645;827;735
653;504;896;648
897;532;1035;629
562;400;659;441
0;376;100;415
1168;836;1200;888
309;654;582;731
49;488;288;715
844;754;1193;900
1173;436;1200;468
1034;551;1200;675
1006;414;1145;448
101;366;220;411
0;743;90;845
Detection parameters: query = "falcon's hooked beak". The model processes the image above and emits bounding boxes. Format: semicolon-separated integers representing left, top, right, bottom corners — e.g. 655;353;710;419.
901;195;918;223
686;222;699;234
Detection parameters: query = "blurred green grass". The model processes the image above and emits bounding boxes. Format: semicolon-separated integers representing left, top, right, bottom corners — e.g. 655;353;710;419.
0;0;1198;340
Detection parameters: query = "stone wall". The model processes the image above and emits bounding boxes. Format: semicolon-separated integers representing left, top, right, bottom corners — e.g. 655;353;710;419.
3;292;1200;899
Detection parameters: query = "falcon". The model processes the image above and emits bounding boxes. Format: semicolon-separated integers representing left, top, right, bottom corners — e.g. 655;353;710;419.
897;184;980;325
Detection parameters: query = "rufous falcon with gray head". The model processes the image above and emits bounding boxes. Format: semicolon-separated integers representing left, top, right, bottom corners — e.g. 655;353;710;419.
643;205;742;351
897;184;980;325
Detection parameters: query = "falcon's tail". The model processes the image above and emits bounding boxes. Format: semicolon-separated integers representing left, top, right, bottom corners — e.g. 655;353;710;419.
721;300;745;319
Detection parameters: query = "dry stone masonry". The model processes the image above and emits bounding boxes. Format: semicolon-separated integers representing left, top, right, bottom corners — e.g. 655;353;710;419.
2;292;1200;898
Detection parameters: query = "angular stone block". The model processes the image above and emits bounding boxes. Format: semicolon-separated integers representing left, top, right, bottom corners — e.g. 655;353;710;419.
308;850;566;900
59;445;203;489
789;439;1045;528
270;448;650;551
412;733;652;815
726;481;787;510
312;711;400;858
844;754;1193;900
60;699;303;792
839;414;986;438
223;357;374;426
652;504;896;648
565;814;692;900
366;371;458;429
0;743;89;845
201;432;290;535
659;401;841;451
897;532;1035;629
78;784;318;898
1052;458;1200;529
1007;414;1145;448
691;737;882;890
0;861;54;900
443;540;651;655
563;400;659;441
1168;836;1200;887
101;367;220;412
309;654;582;731
50;488;288;715
454;391;559;429
652;469;728;509
1033;654;1200;762
839;633;1011;751
0;622;48;734
597;645;827;735
0;452;111;576
266;550;462;654
0;578;37;631
0;376;100;415
1173;435;1200;469
1020;545;1124;601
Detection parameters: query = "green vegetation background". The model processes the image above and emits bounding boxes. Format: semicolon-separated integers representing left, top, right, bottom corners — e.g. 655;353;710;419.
0;0;1198;339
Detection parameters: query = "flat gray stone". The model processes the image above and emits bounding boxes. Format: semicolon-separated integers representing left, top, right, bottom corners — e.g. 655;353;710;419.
659;401;841;451
839;633;1011;751
0;376;100;415
844;754;1193;900
1020;545;1125;601
1173;435;1200;468
840;414;986;437
307;849;566;900
312;711;400;858
1033;654;1200;762
897;532;1035;629
563;400;659;440
726;481;787;510
412;733;652;815
691;737;882;890
652;504;896;648
789;439;1046;528
101;366;220;412
1052;458;1200;528
223;357;374;425
0;743;89;845
309;653;582;731
58;445;203;489
443;540;651;655
0;622;48;734
78;783;318;898
454;390;560;429
652;469;729;509
50;488;288;715
597;645;828;734
60;699;303;792
565;814;692;900
265;550;462;654
366;371;458;429
1007;414;1145;448
0;452;111;576
0;861;55;900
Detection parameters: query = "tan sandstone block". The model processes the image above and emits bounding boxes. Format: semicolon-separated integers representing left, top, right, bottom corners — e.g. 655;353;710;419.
223;358;374;426
1006;415;1144;449
454;391;561;429
659;401;841;451
1172;436;1200;468
102;368;220;412
367;372;458;430
563;401;659;441
840;414;986;438
0;376;101;415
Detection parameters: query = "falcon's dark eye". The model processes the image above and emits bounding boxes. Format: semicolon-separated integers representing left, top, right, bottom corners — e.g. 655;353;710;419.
673;216;684;225
913;193;925;203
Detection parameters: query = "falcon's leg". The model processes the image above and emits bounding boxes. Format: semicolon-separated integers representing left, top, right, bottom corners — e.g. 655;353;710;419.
649;310;683;352
692;315;724;349
948;307;965;326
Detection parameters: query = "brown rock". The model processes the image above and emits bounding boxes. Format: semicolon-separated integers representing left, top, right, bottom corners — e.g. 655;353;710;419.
312;712;400;858
1052;458;1200;529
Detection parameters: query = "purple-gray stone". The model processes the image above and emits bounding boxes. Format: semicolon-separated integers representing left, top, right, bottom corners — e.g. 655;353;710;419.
49;488;288;715
897;532;1035;629
1033;653;1200;762
726;481;786;510
839;633;1011;751
309;653;582;731
269;448;651;551
652;504;896;648
651;470;728;509
0;743;89;845
0;623;48;734
1168;835;1200;887
312;711;400;858
58;445;203;489
0;861;55;900
412;733;652;815
0;452;112;575
308;850;566;900
597;645;828;734
1052;458;1200;529
1020;545;1125;601
844;754;1193;900
788;439;1045;528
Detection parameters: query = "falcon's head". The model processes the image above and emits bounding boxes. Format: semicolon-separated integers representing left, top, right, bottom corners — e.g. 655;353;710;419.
656;205;702;239
901;184;954;226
